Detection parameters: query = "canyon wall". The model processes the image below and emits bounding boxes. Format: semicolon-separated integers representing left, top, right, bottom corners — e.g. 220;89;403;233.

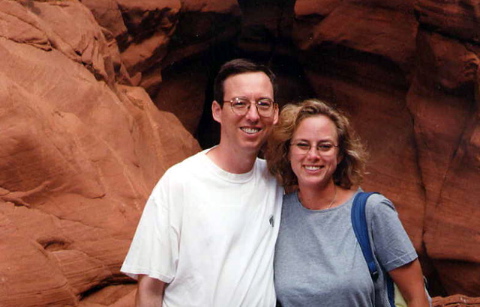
0;0;200;306
0;0;478;305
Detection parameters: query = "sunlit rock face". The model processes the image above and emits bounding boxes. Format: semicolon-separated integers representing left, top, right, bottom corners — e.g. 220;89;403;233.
0;0;199;306
0;0;479;305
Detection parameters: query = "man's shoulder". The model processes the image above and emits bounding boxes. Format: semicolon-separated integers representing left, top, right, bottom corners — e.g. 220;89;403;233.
255;157;267;167
254;157;277;181
155;150;206;185
168;149;206;171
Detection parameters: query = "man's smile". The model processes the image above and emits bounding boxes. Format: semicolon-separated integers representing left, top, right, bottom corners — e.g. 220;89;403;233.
241;127;262;134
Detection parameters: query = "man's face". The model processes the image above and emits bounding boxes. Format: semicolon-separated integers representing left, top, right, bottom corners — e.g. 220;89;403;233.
212;72;278;156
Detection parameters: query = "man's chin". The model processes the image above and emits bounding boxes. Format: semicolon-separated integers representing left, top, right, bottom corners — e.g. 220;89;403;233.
239;140;263;154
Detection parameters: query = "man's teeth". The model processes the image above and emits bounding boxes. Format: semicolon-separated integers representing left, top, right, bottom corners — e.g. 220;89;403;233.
305;166;320;170
242;128;260;134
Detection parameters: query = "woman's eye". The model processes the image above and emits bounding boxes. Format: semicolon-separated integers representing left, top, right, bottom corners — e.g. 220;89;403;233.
297;143;310;150
318;144;333;151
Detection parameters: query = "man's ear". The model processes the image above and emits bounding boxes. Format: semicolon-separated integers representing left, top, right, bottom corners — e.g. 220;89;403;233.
273;104;279;125
212;100;222;124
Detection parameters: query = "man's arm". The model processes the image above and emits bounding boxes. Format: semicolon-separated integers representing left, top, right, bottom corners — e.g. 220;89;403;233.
136;275;167;307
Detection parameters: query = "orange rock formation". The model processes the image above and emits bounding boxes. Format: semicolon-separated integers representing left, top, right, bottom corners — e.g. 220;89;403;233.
0;0;478;305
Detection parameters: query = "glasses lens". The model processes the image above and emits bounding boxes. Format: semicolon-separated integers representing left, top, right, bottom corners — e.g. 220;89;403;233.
293;142;309;152
256;99;274;117
317;143;334;152
290;142;310;155
291;142;337;155
230;98;249;116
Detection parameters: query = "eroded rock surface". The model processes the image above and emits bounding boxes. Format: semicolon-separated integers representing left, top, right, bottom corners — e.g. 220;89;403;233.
0;0;479;305
0;1;199;306
293;0;480;297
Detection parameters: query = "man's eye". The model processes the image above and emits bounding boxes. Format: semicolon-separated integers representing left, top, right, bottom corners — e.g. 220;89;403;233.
232;100;248;108
257;99;273;108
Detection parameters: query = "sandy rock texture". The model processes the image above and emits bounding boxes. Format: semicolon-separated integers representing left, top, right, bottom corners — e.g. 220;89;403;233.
292;0;480;297
0;0;199;306
0;0;479;305
432;294;480;306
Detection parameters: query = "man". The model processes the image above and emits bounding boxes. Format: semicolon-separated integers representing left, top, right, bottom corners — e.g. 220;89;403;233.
121;59;283;306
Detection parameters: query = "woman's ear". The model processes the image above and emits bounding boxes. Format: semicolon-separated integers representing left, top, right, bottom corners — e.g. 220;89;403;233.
212;100;222;124
337;151;344;165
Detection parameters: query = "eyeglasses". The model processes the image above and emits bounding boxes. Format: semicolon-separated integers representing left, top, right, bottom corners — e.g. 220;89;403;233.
223;97;276;117
290;141;339;155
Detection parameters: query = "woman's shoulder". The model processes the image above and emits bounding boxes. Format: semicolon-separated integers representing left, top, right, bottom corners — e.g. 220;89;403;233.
364;192;395;210
283;191;298;204
360;191;399;222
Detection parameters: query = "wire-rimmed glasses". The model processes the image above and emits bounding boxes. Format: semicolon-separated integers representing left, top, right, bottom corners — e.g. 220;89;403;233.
223;97;277;117
290;141;339;156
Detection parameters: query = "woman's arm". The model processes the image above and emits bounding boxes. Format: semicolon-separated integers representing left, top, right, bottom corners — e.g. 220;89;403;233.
389;259;430;307
136;275;167;307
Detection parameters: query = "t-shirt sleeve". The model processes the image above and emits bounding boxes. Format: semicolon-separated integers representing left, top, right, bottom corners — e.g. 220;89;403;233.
120;169;181;283
366;194;417;272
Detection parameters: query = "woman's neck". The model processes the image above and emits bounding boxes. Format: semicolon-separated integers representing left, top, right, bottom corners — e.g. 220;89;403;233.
298;181;338;210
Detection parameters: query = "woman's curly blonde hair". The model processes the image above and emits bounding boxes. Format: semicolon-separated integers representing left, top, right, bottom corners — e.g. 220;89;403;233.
266;99;368;189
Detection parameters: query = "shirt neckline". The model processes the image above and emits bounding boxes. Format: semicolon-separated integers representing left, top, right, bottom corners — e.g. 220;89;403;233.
200;148;256;183
292;189;360;213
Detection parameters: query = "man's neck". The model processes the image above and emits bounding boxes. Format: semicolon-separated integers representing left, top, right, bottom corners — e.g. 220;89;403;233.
206;145;257;174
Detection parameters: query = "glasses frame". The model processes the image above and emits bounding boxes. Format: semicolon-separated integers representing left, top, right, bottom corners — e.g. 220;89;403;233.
289;141;339;156
223;97;277;118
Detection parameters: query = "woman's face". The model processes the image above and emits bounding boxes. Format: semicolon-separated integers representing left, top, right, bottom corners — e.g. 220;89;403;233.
288;115;341;190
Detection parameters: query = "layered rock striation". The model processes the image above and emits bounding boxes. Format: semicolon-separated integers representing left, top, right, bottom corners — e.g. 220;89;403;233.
0;0;199;306
0;0;479;305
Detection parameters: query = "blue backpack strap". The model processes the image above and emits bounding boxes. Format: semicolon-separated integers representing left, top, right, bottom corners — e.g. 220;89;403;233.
351;192;379;281
351;191;395;307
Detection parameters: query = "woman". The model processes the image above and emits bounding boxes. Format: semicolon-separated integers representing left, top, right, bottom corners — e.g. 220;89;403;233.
266;99;430;307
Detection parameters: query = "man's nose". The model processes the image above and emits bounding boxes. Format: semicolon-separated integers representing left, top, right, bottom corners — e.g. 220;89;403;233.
245;103;260;121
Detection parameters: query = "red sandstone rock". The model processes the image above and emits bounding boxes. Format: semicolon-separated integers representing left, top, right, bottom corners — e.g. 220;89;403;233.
115;0;181;91
0;0;51;50
79;284;136;306
82;0;128;39
293;0;480;297
0;1;199;306
294;1;418;72
295;0;339;17
182;0;238;12
415;0;480;43
81;0;133;85
406;29;480;295
432;294;480;306
1;0;480;304
293;0;425;251
150;0;241;135
152;60;211;135
0;216;78;306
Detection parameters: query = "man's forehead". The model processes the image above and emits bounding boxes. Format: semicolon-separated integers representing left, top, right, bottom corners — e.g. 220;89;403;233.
223;72;274;92
225;71;270;80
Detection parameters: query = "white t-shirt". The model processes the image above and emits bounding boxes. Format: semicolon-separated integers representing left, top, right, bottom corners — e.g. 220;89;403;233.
121;148;283;307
